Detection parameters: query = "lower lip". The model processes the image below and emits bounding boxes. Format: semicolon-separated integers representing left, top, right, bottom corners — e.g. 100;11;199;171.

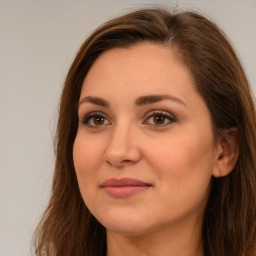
103;185;150;198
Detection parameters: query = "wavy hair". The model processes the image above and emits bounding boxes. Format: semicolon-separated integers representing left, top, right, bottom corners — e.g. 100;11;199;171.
33;8;256;256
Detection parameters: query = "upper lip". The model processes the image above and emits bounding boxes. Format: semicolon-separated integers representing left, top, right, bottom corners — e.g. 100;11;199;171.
101;178;151;187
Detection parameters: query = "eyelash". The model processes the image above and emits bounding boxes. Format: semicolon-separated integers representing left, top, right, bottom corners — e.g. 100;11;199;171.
81;112;111;128
144;111;176;127
81;111;176;128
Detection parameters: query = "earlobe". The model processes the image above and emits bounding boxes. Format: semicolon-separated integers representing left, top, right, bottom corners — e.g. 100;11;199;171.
212;128;240;178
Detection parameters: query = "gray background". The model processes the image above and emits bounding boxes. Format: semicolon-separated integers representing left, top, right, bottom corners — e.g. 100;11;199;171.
1;0;255;255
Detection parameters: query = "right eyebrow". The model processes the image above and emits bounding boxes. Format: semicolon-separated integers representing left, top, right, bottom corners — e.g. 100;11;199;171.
135;94;188;107
79;96;110;107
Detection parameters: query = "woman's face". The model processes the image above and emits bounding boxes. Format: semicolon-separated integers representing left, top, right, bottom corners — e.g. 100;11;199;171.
73;42;219;236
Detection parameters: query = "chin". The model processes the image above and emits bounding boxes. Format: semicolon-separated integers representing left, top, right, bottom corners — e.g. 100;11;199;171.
106;222;151;237
94;208;151;237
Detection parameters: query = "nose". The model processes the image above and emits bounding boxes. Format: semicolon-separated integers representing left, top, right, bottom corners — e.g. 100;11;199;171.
103;123;141;168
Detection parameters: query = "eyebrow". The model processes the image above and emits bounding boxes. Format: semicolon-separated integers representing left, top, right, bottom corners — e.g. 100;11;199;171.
79;96;110;107
135;95;187;107
79;94;187;108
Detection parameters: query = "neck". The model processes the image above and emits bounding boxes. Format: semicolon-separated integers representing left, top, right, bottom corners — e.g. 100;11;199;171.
106;218;204;256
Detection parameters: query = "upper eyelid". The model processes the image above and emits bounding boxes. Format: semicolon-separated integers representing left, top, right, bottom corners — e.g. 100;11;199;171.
144;110;177;120
80;111;110;120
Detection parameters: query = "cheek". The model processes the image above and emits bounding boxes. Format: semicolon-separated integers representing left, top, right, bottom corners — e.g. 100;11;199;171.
147;135;213;210
73;133;104;187
142;128;215;192
145;135;213;170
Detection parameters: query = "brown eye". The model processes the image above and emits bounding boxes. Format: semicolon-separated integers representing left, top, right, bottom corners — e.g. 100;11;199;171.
93;116;105;125
153;115;165;124
145;112;176;127
82;113;111;127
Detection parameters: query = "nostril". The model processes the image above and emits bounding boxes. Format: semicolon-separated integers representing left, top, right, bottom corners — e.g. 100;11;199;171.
106;160;113;166
122;160;131;163
106;159;132;167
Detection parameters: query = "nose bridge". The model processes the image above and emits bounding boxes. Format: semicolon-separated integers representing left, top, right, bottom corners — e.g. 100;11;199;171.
103;118;140;167
111;121;131;146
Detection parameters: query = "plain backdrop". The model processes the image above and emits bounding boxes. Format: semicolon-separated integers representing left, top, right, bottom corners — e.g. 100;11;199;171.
0;0;255;255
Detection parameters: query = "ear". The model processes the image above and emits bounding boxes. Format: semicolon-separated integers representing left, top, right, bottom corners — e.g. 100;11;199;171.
212;128;240;178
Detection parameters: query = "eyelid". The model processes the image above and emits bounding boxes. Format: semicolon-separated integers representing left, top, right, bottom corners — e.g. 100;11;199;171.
143;110;177;127
80;111;111;127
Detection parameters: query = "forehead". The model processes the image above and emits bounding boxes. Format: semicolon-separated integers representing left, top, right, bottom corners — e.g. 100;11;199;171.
81;43;196;99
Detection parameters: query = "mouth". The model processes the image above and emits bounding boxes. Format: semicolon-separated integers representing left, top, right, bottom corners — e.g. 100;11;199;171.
101;178;152;198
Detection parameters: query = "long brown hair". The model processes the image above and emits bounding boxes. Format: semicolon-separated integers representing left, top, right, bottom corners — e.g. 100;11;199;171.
33;8;256;256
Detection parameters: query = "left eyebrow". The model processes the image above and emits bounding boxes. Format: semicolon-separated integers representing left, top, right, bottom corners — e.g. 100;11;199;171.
135;94;188;107
79;96;110;107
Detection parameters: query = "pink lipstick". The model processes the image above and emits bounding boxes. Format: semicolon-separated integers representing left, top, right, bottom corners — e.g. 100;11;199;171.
101;178;151;198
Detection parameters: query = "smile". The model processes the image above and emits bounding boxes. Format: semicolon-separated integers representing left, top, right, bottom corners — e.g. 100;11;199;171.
101;178;152;198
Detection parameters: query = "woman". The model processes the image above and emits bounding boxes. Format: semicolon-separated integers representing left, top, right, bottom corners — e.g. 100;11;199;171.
33;8;256;256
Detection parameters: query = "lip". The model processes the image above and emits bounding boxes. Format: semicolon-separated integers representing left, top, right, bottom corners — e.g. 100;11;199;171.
101;178;152;198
